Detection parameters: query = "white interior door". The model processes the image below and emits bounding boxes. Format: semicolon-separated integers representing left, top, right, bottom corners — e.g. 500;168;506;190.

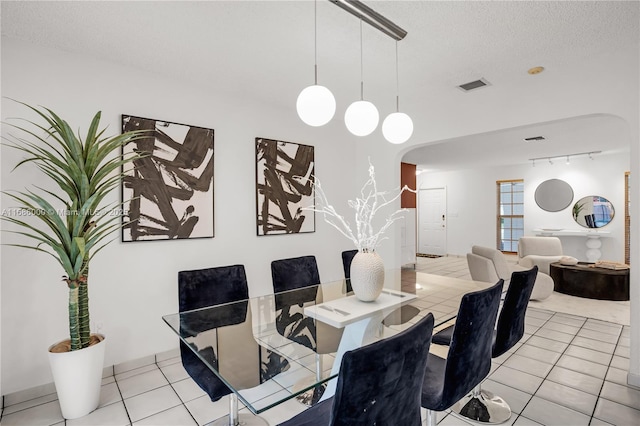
418;188;446;256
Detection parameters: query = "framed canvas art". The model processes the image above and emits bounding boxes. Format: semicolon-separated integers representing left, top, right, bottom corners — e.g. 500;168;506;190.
255;138;315;235
121;115;214;241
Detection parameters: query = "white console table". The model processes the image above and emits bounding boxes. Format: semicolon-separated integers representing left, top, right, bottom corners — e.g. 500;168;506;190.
532;229;610;262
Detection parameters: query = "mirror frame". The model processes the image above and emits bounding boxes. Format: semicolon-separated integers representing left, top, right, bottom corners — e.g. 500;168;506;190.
573;195;615;228
534;179;574;212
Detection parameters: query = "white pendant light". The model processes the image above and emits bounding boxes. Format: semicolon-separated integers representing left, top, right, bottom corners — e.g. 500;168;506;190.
345;99;379;136
297;0;336;127
345;20;379;136
297;84;336;127
383;111;413;144
382;41;413;144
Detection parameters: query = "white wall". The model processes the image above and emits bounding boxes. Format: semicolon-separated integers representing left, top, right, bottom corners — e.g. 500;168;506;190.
416;152;629;261
0;39;359;394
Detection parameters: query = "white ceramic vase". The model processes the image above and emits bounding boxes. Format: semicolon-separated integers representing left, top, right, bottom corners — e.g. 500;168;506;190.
48;334;106;419
350;251;385;302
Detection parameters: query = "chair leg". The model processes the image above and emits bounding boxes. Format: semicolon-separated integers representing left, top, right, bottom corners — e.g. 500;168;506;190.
425;409;438;426
450;382;512;424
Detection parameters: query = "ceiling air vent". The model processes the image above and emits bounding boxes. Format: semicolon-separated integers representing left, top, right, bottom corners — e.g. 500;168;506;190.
523;136;546;142
457;78;490;92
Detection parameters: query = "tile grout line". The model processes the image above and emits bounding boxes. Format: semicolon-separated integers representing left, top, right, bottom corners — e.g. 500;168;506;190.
522;312;620;424
112;367;133;426
497;309;558;424
155;353;201;426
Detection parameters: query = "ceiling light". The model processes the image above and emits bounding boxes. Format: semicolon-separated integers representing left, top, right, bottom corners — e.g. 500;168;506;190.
296;0;336;127
382;41;413;144
528;66;545;75
345;20;379;136
345;100;379;136
529;151;601;164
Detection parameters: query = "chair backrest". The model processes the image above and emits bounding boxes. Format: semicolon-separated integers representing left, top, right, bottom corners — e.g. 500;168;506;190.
493;267;538;358
271;255;321;293
466;252;500;283
341;249;358;293
471;245;511;280
517;236;563;259
341;249;358;280
441;280;503;407
330;314;435;426
178;264;249;311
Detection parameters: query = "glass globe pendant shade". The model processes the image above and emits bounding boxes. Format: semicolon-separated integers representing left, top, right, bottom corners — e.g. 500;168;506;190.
382;112;414;144
344;100;379;136
296;84;336;127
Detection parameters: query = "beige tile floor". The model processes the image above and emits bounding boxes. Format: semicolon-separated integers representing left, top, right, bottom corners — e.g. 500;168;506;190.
2;256;638;425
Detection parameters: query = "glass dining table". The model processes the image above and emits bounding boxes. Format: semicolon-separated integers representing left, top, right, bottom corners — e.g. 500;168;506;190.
162;269;494;426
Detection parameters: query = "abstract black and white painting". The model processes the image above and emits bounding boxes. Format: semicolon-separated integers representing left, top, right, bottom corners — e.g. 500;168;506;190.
121;115;214;241
255;138;315;235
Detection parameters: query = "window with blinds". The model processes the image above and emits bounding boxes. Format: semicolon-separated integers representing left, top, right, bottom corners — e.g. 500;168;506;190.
497;180;524;253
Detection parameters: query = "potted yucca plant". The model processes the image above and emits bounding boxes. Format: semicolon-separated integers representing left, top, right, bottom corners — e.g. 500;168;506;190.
1;102;146;419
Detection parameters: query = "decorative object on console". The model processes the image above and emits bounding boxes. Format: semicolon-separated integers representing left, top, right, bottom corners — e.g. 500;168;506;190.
534;178;573;212
256;138;315;235
573;195;614;228
304;161;415;301
592;260;630;270
121;115;214;241
559;256;579;266
2;103;147;418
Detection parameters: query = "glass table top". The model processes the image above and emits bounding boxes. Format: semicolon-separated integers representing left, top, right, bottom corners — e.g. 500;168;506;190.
162;270;493;414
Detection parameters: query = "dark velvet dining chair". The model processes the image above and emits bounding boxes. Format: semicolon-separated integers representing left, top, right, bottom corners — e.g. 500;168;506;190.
431;267;538;423
178;264;250;402
421;280;504;426
341;249;358;293
278;313;435;426
271;255;343;404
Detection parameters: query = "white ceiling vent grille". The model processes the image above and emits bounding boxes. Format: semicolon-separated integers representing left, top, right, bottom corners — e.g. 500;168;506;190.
457;78;490;92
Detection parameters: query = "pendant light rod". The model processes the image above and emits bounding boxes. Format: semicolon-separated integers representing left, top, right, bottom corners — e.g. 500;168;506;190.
394;41;399;112
329;0;407;41
314;0;318;84
359;19;364;100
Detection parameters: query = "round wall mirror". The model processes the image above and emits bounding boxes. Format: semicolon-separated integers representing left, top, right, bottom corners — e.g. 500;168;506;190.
573;196;615;228
534;179;574;212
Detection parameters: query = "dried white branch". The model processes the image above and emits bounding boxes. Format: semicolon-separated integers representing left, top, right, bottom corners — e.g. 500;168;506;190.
301;161;417;253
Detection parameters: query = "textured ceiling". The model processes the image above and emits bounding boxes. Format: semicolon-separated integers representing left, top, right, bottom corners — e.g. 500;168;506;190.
2;1;638;170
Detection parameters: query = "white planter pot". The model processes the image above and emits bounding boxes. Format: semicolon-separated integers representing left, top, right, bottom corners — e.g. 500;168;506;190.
48;334;106;419
350;251;385;302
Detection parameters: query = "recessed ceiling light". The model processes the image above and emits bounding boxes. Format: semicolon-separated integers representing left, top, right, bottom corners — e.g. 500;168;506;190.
528;66;545;75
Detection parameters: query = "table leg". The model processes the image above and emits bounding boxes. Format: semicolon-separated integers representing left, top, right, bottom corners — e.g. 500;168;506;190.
210;394;268;426
320;311;384;401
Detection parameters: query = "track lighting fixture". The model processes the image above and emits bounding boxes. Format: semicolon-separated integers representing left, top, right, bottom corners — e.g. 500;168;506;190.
529;151;602;166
